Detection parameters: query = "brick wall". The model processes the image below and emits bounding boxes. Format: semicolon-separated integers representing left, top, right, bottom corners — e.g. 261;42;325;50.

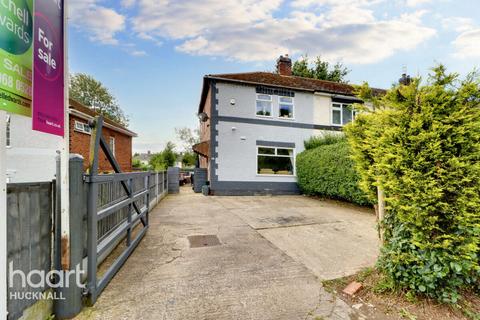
199;86;211;175
69;115;133;172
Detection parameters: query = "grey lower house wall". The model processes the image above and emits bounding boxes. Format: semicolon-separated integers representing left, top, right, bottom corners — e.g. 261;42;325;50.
208;82;340;195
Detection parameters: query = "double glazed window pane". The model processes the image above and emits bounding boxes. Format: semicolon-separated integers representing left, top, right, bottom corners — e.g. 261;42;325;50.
256;99;272;116
342;105;353;124
258;147;275;155
277;148;293;156
332;109;341;125
257;155;294;175
279;104;293;118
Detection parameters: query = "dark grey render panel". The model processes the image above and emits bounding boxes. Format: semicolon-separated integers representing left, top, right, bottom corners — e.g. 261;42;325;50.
217;116;342;131
256;140;295;148
212;181;300;196
256;86;295;97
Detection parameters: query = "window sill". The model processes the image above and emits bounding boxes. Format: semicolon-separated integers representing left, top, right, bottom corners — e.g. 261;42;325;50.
256;174;296;177
74;129;92;135
256;115;273;119
278;117;295;121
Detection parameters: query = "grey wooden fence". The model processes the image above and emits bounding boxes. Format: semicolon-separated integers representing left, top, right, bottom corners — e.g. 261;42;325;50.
95;171;167;244
6;182;54;320
5;169;170;318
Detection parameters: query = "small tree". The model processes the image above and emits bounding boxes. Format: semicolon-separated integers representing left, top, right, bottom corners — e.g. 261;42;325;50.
345;65;480;303
292;55;349;83
175;127;200;167
70;73;129;126
149;142;177;171
181;152;197;167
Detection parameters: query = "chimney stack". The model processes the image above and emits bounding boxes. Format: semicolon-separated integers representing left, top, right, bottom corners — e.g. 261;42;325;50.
399;73;412;85
276;54;292;76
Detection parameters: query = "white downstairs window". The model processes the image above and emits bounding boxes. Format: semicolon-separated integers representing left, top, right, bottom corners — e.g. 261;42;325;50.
332;103;355;126
257;146;295;176
256;94;272;117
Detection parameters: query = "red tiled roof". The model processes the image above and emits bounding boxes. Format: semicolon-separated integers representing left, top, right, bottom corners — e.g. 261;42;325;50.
199;72;385;112
209;72;356;94
69;98;137;137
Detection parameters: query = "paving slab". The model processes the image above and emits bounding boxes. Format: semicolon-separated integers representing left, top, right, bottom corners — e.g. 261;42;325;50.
75;189;377;320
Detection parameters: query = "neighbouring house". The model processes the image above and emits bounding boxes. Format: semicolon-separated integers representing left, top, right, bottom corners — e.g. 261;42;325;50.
134;150;153;166
193;55;384;195
69;99;137;172
5;99;136;182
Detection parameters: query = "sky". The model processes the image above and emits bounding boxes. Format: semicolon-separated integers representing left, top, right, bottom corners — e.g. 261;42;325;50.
67;0;480;153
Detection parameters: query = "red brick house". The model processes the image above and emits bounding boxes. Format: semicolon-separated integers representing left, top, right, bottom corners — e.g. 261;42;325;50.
69;99;137;172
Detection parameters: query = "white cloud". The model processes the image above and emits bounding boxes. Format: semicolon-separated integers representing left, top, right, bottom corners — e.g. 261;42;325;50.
442;16;475;33
291;0;383;8
130;0;435;64
69;0;126;45
129;50;147;57
121;0;136;8
405;0;432;7
453;29;480;58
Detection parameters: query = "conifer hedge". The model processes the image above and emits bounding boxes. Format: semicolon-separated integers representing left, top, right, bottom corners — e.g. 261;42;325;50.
345;66;480;303
296;139;372;206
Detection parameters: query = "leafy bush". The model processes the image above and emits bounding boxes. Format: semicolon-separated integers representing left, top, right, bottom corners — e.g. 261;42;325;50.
296;140;372;206
345;65;480;303
304;133;346;150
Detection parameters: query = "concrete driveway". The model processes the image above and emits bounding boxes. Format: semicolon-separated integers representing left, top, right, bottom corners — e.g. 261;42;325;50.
77;188;379;320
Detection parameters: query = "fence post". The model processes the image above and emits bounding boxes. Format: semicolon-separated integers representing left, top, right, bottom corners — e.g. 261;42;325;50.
0;110;7;320
127;178;132;247
145;174;150;225
54;155;84;319
155;172;159;205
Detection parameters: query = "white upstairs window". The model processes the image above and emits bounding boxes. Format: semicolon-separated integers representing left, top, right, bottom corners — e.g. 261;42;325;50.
332;103;355;126
278;96;294;119
256;94;272;117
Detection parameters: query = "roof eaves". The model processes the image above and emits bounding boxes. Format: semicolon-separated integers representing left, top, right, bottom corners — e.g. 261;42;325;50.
69;108;138;137
205;75;315;93
198;76;210;114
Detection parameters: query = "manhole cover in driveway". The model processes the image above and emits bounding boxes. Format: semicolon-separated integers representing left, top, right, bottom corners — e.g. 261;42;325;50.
188;235;221;248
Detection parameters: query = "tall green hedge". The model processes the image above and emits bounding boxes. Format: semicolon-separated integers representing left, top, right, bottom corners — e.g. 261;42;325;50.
296;140;372;206
345;66;480;303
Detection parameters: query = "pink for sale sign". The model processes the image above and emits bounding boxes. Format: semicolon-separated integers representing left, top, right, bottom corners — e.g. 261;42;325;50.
32;0;64;136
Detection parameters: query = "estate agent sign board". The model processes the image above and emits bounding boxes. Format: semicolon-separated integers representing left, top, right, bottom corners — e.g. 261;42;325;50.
0;0;65;137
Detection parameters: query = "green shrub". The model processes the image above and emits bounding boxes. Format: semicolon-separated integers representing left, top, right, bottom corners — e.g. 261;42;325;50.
345;65;480;303
304;133;346;150
296;140;372;206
